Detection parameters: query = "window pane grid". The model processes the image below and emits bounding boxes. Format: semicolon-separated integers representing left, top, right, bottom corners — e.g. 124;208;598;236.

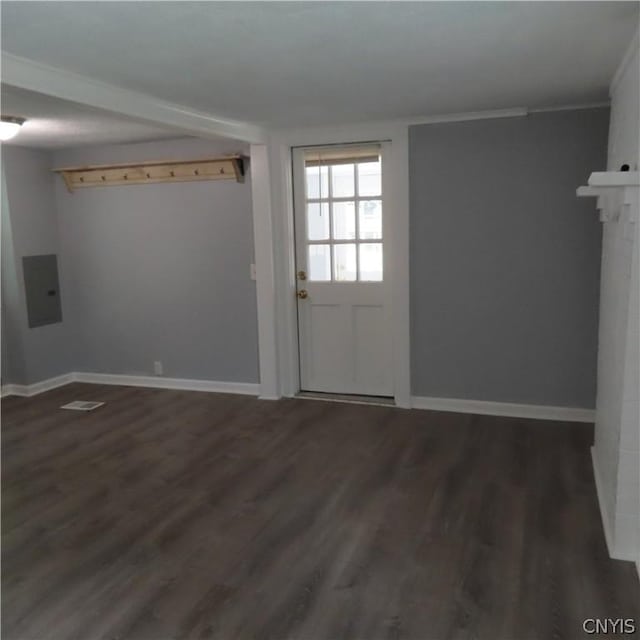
304;156;382;282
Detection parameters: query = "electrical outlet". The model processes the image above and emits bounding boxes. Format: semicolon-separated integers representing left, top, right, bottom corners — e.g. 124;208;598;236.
153;361;163;376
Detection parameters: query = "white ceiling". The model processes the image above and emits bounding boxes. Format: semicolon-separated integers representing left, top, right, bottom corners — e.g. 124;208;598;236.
1;2;638;135
0;85;184;149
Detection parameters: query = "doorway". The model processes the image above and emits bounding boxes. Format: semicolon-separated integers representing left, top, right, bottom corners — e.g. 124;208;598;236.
292;143;393;397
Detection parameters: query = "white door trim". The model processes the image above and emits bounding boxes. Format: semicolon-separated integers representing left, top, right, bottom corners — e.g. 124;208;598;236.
263;124;411;407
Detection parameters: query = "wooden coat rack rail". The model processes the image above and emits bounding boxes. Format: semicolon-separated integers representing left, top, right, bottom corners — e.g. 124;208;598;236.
53;155;246;192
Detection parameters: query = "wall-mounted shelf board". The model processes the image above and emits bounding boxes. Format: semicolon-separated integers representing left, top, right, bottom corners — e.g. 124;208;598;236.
576;186;600;197
588;171;639;187
53;155;245;192
577;171;639;226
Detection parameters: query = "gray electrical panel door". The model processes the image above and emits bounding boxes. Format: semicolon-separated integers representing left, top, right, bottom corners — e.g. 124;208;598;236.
22;254;63;328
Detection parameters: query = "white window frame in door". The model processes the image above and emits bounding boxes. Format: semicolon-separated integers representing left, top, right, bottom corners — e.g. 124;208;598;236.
260;124;411;407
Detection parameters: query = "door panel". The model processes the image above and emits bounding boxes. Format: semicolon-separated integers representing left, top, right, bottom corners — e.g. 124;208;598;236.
307;303;346;387
293;144;393;396
352;304;391;394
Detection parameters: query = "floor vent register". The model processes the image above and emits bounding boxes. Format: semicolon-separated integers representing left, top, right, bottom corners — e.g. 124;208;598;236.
60;401;105;411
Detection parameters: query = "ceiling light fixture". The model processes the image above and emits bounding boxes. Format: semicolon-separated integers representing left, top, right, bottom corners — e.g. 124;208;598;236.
0;116;26;141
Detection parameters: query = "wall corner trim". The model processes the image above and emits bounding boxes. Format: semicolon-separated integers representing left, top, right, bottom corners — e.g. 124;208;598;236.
410;395;595;423
403;107;527;127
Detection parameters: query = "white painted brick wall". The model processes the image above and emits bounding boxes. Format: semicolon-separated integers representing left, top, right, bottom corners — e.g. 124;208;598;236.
595;30;639;563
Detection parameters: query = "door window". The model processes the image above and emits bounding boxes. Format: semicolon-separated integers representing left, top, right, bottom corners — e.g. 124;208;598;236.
304;148;383;282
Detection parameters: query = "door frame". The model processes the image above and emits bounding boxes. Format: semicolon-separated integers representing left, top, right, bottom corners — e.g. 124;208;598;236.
292;142;393;396
254;123;411;407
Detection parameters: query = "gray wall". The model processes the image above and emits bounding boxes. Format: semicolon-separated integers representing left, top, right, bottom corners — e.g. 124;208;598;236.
1;146;76;385
53;138;259;383
409;107;609;408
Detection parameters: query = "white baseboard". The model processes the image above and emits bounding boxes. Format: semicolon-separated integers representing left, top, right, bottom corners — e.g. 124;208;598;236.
410;395;595;423
591;446;635;562
72;372;260;396
1;373;75;398
2;377;596;422
1;371;261;398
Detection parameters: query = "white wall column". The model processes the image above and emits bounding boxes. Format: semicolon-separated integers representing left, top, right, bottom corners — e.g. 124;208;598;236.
250;144;280;399
581;28;640;567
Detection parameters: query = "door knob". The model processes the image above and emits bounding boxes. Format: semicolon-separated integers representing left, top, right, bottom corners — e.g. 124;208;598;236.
296;289;308;299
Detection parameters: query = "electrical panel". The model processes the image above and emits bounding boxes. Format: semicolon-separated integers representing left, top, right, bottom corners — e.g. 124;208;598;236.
22;254;63;328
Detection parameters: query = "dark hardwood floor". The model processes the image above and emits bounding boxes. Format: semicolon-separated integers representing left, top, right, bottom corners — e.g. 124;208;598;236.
2;383;638;640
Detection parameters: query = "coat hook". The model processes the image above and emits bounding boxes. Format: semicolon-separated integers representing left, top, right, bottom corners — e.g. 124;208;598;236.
194;169;199;176
101;175;106;181
170;171;175;177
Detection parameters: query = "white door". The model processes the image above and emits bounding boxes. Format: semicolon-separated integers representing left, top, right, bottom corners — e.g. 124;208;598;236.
293;143;393;397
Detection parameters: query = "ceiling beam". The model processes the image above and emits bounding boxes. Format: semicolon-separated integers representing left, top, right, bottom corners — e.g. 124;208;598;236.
1;52;266;144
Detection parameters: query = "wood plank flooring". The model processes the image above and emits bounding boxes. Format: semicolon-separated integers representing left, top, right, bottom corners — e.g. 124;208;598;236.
2;383;639;639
